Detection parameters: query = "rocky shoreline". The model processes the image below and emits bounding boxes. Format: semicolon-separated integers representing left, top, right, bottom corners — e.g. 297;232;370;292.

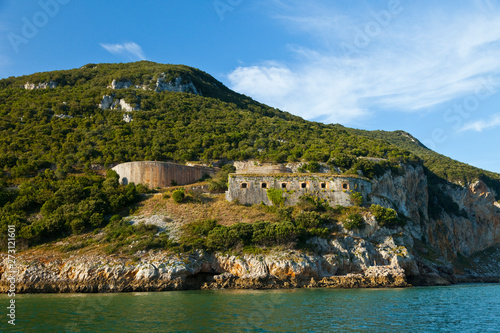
1;163;498;294
2;247;497;294
0;250;412;294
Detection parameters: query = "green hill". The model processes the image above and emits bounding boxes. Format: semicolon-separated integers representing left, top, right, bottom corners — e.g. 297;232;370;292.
0;61;499;246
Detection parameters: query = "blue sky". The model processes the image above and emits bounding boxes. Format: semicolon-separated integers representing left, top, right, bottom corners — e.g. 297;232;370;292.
1;0;499;173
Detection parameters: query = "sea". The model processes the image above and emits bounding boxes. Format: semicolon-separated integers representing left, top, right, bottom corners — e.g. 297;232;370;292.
1;284;499;332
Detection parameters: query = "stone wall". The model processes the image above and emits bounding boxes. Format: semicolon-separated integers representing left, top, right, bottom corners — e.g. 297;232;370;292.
112;161;218;188
226;174;372;206
234;161;290;174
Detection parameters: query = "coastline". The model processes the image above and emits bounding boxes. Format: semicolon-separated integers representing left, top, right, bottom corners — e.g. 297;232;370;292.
1;249;497;294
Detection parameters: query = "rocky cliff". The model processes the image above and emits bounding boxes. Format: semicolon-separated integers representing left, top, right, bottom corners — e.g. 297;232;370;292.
0;247;409;293
1;164;498;293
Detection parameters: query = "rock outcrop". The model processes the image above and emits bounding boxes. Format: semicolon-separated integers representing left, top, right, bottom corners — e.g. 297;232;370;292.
0;248;409;293
99;95;139;111
155;75;200;95
1;162;498;293
24;81;57;90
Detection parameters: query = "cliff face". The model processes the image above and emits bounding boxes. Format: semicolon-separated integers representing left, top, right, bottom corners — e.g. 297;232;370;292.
370;164;500;282
1;164;498;293
0;248;409;293
426;181;500;258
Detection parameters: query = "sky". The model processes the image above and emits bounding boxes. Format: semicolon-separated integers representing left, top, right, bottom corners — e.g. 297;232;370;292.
0;0;499;173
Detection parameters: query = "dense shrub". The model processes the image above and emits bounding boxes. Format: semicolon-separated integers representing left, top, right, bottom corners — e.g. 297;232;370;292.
267;188;284;206
294;211;322;229
370;204;404;227
0;173;143;247
206;226;237;250
350;192;363;206
228;222;254;245
172;189;185;203
343;213;365;231
185;219;218;237
297;194;328;212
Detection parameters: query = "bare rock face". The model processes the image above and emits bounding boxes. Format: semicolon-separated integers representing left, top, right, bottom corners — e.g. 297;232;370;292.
0;246;411;293
99;95;114;109
426;180;500;258
371;164;428;228
155;75;200;95
99;95;139;111
0;163;498;293
24;81;57;90
108;79;133;89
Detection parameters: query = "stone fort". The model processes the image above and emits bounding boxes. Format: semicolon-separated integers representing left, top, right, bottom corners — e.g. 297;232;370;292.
226;162;372;207
112;161;218;188
112;160;372;207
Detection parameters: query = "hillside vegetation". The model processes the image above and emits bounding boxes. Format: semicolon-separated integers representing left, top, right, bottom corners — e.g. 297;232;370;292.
0;61;499;249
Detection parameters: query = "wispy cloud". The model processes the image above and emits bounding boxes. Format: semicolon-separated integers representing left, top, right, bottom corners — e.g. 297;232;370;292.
228;1;500;124
100;42;147;61
460;113;500;132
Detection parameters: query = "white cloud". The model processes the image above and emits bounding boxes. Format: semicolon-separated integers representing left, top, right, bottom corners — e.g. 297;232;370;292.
228;1;500;124
460;113;500;132
100;42;146;61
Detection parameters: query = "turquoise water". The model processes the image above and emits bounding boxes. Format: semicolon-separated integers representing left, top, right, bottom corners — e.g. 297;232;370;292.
1;284;499;332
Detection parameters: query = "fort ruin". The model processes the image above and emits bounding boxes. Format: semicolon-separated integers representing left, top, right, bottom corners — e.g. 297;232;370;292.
112;161;218;188
226;173;372;207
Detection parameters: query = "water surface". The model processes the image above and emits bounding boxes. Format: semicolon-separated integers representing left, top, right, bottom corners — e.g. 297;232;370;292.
1;284;499;332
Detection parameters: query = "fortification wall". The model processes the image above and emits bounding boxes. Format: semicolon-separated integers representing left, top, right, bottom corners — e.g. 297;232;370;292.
112;161;218;188
234;162;290;174
226;174;372;207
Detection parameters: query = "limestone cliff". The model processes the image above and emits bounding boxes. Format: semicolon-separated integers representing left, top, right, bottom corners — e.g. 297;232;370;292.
1;163;498;293
370;164;500;283
0;248;408;293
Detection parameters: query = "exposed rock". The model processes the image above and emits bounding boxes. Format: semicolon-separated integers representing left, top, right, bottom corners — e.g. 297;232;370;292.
0;246;411;293
99;95;139;111
53;114;73;119
99;95;114;110
123;114;133;123
108;79;132;89
0;161;498;293
114;99;139;112
24;81;57;90
155;75;200;95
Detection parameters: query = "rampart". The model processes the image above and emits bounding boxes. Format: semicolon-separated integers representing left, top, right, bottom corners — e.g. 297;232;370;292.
226;174;372;207
112;161;218;188
234;162;290;174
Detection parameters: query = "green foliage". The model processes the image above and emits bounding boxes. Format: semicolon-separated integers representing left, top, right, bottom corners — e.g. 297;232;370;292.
294;211;323;229
297;194;328;212
208;165;235;193
172;189;185;203
229;222;254;245
180;210;331;251
0;62;419;184
343;213;365;230
0;173;142;248
267;188;284;206
2;61;499;249
185;219;218;237
352;129;500;199
298;162;321;173
206;226;237;250
350;192;363;206
370;204;405;227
